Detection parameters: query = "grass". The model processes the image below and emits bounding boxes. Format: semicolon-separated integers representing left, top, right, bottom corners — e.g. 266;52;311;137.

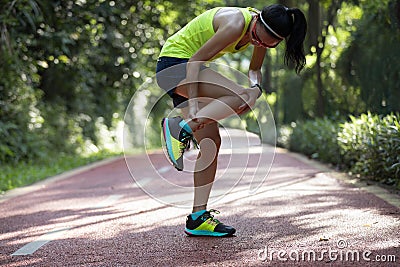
0;150;123;193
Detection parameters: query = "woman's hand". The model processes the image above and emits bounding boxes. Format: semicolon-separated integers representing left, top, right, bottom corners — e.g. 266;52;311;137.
237;87;260;115
188;98;199;120
187;98;205;131
248;69;262;87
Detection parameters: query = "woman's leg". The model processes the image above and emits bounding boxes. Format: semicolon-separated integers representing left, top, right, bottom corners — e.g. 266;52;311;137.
177;68;247;210
181;105;221;212
175;68;249;130
191;122;221;212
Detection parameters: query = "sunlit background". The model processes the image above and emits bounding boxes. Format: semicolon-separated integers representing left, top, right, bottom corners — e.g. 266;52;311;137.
1;0;399;191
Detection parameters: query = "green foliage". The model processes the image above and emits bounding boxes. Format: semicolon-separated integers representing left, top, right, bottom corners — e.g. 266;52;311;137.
279;72;304;123
338;113;400;183
1;0;399;191
1;0;226;192
337;0;400;115
278;113;400;188
285;118;342;164
0;0;221;166
0;150;121;193
0;53;44;162
263;0;400;125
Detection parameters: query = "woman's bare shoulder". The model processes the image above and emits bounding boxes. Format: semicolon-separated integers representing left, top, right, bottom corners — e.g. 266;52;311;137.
213;7;245;32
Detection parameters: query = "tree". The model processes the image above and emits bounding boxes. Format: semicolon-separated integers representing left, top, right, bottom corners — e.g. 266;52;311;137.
338;0;400;114
0;0;225;162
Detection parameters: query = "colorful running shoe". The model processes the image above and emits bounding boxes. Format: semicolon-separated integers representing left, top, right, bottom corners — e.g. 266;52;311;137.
161;116;197;171
185;209;236;237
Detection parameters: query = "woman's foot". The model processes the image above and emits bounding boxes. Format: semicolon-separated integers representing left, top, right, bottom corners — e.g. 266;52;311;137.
161;116;197;171
185;209;236;237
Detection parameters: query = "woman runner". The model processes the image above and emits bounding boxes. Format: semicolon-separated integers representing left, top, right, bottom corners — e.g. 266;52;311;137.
156;4;307;237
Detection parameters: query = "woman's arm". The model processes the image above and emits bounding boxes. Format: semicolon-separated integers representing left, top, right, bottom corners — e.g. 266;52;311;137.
236;46;267;115
249;46;267;92
185;10;245;119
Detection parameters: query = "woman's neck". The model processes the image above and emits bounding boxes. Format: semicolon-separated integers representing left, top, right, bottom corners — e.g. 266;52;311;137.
235;16;256;49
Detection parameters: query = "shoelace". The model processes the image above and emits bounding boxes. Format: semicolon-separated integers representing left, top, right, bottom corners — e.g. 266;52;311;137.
179;132;199;153
200;209;221;225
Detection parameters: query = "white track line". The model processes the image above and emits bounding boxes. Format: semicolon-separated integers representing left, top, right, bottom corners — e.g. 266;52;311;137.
11;227;70;256
11;194;125;256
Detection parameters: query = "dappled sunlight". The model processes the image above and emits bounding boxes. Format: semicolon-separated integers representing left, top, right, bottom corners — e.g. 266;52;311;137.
1;0;399;265
2;151;398;265
233;190;399;248
2;258;43;267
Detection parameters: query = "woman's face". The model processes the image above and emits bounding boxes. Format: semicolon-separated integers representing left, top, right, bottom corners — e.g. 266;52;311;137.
250;17;281;48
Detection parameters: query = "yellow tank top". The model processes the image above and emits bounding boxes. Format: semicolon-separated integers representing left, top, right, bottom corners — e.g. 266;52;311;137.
159;7;253;60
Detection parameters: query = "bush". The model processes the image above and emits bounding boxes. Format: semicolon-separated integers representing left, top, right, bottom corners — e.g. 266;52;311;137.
284;118;342;165
278;113;400;188
0;150;121;193
0;54;45;163
338;113;400;184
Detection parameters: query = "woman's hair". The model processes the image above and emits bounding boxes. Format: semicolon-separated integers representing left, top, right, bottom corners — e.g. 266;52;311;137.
260;4;307;74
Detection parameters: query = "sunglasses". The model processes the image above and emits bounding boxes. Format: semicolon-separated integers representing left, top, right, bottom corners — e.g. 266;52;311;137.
251;17;280;49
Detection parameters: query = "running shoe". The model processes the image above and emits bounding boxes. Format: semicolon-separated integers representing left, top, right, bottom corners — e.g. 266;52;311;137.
161;116;197;171
185;209;236;237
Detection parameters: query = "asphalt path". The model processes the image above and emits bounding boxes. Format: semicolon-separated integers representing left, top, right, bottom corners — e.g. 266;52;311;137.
1;129;399;266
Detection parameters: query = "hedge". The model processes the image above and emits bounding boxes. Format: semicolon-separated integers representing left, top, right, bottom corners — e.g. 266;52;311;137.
278;113;400;188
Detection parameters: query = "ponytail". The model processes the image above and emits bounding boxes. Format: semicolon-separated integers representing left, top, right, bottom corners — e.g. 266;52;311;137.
285;8;307;74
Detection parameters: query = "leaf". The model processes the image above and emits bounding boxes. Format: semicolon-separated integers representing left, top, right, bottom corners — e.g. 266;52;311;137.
22;10;36;31
389;162;400;170
28;0;42;17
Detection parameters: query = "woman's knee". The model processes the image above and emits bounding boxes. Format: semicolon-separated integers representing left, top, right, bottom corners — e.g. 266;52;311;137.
195;124;221;150
211;131;221;150
198;133;221;150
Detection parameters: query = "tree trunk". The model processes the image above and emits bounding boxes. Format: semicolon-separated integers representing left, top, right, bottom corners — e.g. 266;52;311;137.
315;0;343;117
307;0;320;51
307;0;325;116
316;48;325;116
